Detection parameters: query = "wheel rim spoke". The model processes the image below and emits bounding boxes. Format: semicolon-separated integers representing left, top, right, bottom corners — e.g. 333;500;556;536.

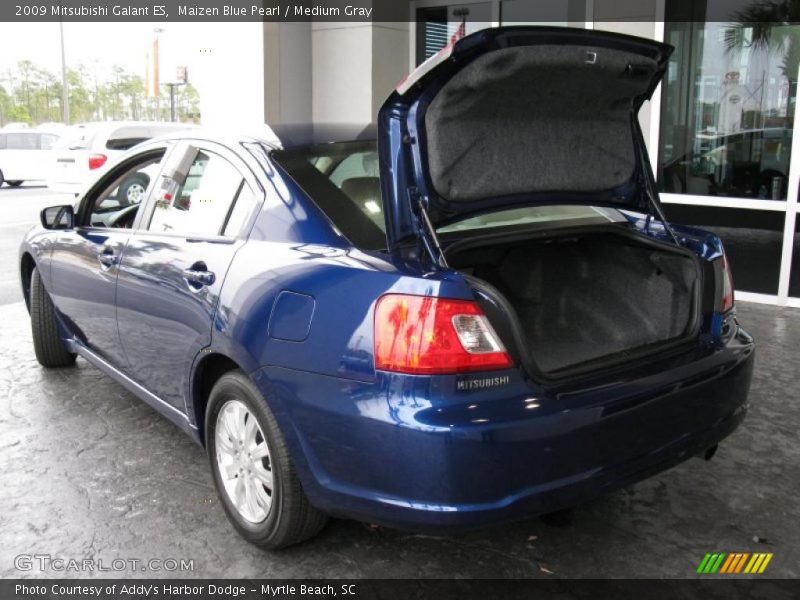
254;479;272;510
253;463;273;489
251;442;269;460
222;461;239;480
215;399;273;524
244;413;258;446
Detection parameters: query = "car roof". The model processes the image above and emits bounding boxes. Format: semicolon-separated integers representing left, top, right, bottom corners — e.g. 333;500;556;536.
147;122;377;150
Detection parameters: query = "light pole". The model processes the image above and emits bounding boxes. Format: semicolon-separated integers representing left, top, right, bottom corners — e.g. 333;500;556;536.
59;20;69;124
153;28;163;120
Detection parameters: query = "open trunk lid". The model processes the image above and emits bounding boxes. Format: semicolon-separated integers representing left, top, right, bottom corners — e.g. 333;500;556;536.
377;26;673;251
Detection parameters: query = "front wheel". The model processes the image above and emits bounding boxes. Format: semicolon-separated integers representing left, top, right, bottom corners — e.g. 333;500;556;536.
29;267;76;367
6;180;23;187
206;370;327;549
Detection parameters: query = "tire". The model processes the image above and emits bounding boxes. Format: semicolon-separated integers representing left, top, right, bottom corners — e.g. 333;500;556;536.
0;169;5;187
29;267;76;368
206;370;327;549
6;180;23;187
117;174;149;206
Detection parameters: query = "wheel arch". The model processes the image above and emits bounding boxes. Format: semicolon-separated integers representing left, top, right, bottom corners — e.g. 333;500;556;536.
190;352;242;446
20;252;36;312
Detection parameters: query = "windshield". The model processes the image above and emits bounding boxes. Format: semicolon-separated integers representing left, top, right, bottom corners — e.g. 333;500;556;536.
439;205;625;233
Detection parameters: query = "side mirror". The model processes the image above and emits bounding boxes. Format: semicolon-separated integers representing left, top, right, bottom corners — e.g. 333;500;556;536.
41;205;75;230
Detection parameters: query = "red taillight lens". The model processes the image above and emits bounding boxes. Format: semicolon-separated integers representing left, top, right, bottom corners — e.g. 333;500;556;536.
88;154;107;170
374;294;513;374
720;253;734;313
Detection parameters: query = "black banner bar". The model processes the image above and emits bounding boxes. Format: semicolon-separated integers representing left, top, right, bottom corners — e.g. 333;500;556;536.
2;579;799;600
4;0;800;23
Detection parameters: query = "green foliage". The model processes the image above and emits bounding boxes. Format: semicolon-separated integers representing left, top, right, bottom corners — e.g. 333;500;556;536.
0;59;201;126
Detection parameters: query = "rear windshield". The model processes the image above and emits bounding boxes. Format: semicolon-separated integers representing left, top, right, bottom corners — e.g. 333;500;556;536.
106;137;149;150
271;141;387;250
271;141;627;249
56;128;98;150
438;205;625;233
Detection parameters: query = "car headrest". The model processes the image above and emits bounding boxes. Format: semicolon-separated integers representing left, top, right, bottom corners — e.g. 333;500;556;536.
341;177;381;205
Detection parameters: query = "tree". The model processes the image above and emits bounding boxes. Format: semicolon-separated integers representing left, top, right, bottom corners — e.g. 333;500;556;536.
723;1;800;126
1;59;201;126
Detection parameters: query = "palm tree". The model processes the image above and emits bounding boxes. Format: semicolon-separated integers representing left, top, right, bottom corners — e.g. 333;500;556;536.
723;0;800;116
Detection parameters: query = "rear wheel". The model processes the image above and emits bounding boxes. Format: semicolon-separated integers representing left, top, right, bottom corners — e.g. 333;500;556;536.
206;370;327;549
0;169;5;187
29;267;76;367
6;180;23;187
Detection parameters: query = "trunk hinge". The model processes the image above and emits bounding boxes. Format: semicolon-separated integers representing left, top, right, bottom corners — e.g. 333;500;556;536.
635;120;681;246
408;187;449;268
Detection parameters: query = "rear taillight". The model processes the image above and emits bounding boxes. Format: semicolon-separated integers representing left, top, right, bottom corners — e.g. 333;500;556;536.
88;154;107;170
719;253;734;313
374;294;513;374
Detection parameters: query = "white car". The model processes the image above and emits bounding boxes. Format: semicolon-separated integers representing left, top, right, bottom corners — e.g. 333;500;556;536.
0;128;61;187
48;121;194;196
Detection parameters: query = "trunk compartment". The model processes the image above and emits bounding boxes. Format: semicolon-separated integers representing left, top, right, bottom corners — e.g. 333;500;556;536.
446;227;701;376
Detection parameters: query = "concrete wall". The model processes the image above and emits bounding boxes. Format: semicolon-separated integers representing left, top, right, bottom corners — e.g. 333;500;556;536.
258;8;661;144
263;23;313;125
263;22;409;127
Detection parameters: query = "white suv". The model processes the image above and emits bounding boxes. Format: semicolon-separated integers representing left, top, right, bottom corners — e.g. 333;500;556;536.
0;128;62;187
48;122;194;196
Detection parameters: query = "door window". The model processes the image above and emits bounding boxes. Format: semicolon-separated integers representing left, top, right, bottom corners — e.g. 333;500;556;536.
5;132;38;149
85;155;163;229
148;150;248;237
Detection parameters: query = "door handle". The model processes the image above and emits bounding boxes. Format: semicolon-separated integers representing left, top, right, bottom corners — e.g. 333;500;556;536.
182;263;216;287
97;247;117;267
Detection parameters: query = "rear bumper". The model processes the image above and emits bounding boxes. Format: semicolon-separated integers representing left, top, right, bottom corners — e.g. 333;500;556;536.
252;327;754;530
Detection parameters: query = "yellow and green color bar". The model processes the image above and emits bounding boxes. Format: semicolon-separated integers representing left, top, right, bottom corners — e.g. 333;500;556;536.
697;552;773;574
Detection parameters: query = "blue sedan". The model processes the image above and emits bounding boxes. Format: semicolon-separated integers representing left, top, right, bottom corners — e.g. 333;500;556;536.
19;27;754;548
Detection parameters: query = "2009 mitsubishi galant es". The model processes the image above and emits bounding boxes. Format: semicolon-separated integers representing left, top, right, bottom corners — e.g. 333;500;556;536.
19;27;754;548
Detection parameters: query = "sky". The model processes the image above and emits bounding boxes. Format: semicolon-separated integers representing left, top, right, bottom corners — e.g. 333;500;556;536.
0;21;229;84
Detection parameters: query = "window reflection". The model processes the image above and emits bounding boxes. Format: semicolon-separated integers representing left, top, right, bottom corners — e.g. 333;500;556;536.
659;19;798;200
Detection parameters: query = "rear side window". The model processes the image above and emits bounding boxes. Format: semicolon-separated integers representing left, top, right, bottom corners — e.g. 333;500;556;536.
272;141;386;250
148;150;247;237
6;132;38;149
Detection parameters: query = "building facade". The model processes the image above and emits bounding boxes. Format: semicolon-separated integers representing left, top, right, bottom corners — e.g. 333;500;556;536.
202;0;798;306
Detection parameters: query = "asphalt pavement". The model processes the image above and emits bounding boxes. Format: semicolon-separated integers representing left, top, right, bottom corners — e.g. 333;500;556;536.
0;185;74;306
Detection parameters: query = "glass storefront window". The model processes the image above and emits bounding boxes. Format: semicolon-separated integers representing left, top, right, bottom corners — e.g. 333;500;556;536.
659;18;799;200
415;3;493;65
414;1;586;66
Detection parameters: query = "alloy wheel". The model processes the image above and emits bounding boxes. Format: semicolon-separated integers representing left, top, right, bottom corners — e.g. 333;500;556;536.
215;399;274;523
